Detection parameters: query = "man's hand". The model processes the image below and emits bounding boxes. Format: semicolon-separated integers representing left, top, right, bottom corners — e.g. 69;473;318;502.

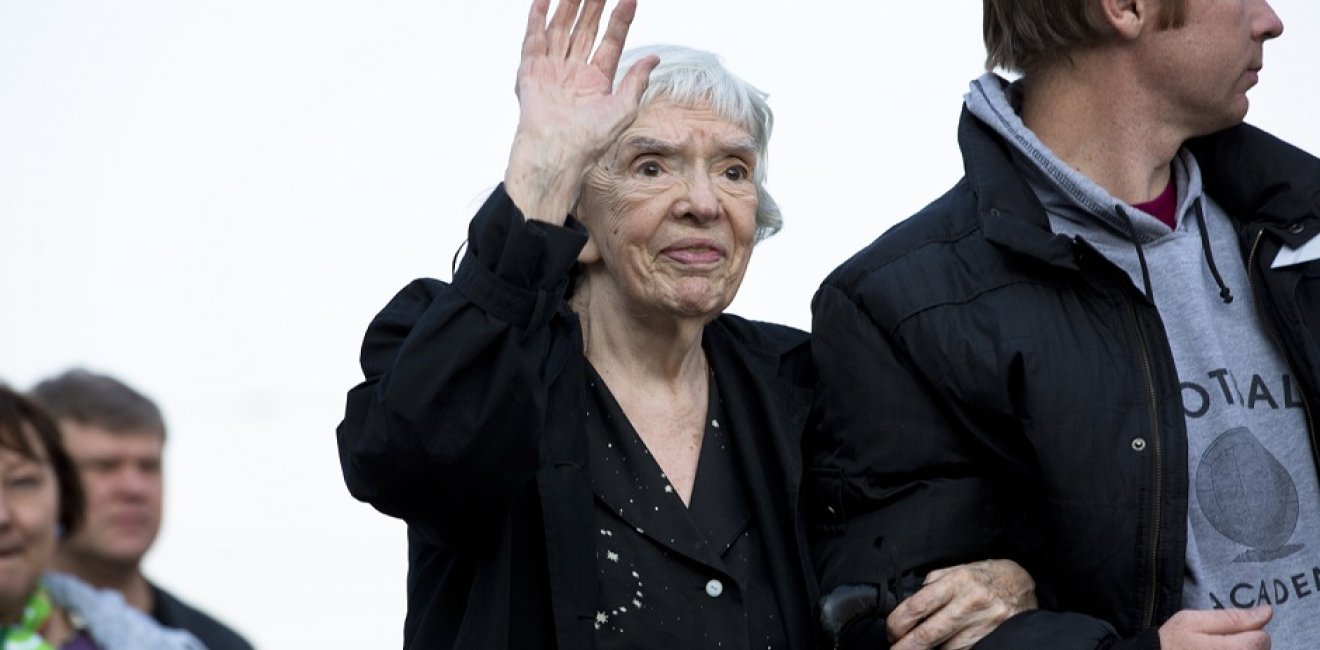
887;559;1037;650
1159;607;1271;650
504;0;659;222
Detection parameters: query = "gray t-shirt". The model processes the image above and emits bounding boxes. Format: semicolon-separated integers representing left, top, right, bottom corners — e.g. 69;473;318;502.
966;73;1320;645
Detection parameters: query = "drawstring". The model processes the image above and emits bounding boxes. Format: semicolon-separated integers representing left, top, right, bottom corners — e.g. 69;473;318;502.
1117;206;1156;302
1116;200;1234;305
1194;199;1234;304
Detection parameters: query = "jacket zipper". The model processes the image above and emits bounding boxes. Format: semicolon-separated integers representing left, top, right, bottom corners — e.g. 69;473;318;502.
1246;228;1319;469
1124;296;1163;630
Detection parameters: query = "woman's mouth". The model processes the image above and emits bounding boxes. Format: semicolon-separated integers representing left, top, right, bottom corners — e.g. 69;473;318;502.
662;240;726;264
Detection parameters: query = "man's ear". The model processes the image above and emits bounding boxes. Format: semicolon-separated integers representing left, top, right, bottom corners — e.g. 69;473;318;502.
1096;0;1149;40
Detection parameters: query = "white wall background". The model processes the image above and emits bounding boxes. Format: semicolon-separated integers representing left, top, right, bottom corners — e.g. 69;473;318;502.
1;1;1317;647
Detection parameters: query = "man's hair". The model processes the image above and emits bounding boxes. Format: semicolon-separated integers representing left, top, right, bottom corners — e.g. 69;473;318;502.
29;369;166;440
0;385;87;534
614;44;782;242
984;0;1187;73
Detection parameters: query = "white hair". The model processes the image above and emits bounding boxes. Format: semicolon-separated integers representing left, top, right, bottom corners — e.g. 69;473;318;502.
615;44;781;241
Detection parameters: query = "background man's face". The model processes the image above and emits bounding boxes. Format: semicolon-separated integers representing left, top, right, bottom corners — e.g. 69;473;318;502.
59;421;163;567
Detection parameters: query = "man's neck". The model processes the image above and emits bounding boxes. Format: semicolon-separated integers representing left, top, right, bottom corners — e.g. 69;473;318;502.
54;555;155;614
1018;55;1184;205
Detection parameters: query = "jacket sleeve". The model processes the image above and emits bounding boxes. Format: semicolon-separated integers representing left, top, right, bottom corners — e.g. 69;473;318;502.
978;611;1159;650
335;184;587;551
807;281;1143;650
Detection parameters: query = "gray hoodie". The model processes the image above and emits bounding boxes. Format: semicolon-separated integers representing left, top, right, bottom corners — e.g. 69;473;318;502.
966;73;1317;642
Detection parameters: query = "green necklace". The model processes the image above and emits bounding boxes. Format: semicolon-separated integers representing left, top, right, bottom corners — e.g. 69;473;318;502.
1;586;55;650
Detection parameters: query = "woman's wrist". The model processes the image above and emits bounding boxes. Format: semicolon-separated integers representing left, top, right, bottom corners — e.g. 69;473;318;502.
503;131;593;224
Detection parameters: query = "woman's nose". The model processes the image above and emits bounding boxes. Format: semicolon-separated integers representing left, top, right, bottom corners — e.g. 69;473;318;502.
675;174;720;223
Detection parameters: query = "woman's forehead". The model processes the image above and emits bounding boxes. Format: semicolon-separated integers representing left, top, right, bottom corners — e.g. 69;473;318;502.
622;102;756;150
0;422;49;466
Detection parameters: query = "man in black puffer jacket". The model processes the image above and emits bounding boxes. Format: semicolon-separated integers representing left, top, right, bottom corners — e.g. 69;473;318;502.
808;1;1320;649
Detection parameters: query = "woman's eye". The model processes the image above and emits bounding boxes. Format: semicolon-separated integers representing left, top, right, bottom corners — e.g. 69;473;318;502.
637;161;661;177
8;475;40;490
724;165;748;181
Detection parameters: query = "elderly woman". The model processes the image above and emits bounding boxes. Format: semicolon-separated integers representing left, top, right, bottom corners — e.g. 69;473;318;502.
337;1;1034;648
0;386;202;650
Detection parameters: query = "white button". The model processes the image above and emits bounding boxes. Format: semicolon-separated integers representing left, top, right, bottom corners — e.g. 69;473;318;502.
705;579;724;598
1131;438;1147;451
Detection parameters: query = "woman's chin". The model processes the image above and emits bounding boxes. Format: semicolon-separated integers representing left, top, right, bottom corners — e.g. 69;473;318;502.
0;580;36;622
655;280;738;320
663;294;732;321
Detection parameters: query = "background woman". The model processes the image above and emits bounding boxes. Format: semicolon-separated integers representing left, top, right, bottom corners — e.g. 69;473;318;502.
0;386;202;650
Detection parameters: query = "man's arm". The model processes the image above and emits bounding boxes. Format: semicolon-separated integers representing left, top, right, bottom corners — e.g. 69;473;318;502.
808;279;1108;648
808;281;1024;589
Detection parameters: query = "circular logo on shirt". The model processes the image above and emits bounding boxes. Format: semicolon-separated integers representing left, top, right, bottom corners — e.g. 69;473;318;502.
1196;427;1302;562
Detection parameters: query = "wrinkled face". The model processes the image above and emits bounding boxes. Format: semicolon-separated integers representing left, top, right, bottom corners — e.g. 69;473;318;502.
0;430;59;622
575;100;759;321
1140;0;1283;134
57;422;162;567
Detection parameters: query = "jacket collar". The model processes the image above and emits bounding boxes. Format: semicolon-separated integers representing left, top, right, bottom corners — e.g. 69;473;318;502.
1187;123;1320;248
581;318;813;574
958;106;1081;270
586;364;750;576
961;108;1320;260
702;319;812;510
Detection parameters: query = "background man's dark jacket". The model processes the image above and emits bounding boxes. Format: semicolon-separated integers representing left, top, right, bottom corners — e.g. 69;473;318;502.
151;582;255;650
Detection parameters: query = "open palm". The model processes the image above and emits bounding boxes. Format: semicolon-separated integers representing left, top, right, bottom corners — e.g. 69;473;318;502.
505;0;658;222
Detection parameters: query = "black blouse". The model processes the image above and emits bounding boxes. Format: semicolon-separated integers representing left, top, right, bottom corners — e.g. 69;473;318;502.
585;364;790;650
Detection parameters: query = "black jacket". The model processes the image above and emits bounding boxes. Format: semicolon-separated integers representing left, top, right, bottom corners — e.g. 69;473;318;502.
150;582;255;650
807;111;1320;650
337;186;819;649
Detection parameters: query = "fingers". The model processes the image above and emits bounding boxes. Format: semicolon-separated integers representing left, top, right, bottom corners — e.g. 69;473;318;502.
1178;606;1272;635
545;0;583;57
526;0;637;72
890;591;1002;650
887;578;957;642
522;0;551;58
889;563;1034;650
1221;606;1272;633
591;0;639;82
567;0;607;61
1216;631;1271;650
892;609;990;650
1160;608;1272;650
614;54;658;105
923;566;951;584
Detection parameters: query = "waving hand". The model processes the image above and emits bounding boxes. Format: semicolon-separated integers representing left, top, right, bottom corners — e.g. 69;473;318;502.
504;0;659;223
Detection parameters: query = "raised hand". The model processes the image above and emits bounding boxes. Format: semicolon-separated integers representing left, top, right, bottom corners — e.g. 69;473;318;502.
504;0;659;223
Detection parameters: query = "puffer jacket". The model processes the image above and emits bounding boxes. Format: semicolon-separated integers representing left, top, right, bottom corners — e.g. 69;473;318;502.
806;110;1320;650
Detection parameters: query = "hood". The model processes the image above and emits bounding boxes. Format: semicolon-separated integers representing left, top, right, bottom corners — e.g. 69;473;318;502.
962;73;1242;304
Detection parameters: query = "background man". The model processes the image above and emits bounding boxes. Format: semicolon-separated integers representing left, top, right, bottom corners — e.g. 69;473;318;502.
32;369;255;650
809;0;1320;648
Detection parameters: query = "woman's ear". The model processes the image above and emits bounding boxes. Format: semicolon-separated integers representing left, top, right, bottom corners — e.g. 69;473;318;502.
577;228;601;264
